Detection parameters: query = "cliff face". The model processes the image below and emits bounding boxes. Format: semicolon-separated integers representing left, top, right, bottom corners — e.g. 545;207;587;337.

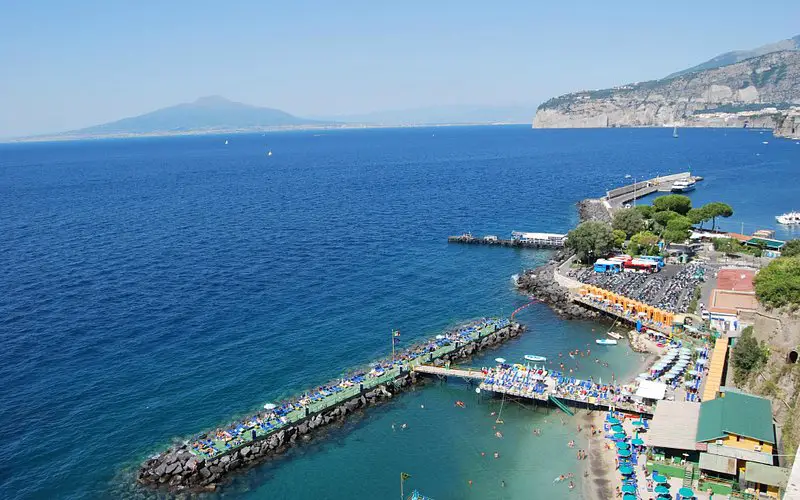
534;51;800;130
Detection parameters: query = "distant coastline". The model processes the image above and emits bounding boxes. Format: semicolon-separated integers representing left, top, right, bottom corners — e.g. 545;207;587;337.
1;121;527;144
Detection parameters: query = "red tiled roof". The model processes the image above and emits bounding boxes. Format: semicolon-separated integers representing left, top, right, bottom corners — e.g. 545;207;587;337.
716;269;756;292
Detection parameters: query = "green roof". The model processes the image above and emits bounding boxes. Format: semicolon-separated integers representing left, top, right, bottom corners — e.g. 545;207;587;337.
696;392;774;444
745;237;785;250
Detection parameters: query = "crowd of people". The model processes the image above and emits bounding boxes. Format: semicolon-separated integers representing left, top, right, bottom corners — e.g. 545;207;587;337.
568;262;706;313
479;363;650;412
190;317;511;458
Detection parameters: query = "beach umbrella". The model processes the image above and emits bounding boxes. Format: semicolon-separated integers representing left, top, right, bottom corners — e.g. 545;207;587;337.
622;484;636;493
616;441;630;449
495;358;506;364
696;358;707;364
607;417;621;424
435;334;445;340
263;403;277;410
623;494;637;500
611;424;624;432
614;432;626;439
631;437;644;446
632;420;645;427
655;484;670;494
618;449;632;457
678;487;694;498
653;473;668;483
619;465;634;475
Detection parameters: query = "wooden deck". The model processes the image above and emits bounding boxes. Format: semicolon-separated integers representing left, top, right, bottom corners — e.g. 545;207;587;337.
413;365;485;380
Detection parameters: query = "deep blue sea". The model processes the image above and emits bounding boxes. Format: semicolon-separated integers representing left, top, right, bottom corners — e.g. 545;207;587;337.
1;126;798;499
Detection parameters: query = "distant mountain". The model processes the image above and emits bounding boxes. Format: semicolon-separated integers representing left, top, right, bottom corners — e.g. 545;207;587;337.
665;34;800;79
320;104;535;125
59;96;325;138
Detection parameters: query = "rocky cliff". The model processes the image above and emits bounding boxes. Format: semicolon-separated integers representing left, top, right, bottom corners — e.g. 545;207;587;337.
534;51;800;131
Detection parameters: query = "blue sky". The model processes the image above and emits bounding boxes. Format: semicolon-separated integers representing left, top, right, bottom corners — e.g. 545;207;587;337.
2;1;799;136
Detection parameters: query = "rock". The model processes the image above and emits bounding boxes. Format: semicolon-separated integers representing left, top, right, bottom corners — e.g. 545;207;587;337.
241;446;251;457
166;462;182;475
165;452;179;465
359;395;367;407
344;399;360;412
169;475;184;487
199;467;212;479
220;455;231;464
268;435;279;448
154;463;167;476
209;465;223;474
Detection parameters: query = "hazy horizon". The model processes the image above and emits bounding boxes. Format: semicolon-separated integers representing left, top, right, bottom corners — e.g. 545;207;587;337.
2;1;800;137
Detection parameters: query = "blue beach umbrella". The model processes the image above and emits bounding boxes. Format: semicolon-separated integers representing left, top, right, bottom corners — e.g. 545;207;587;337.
653;473;668;483
618;449;632;457
621;484;636;493
631;437;644;446
678;487;694;498
616;441;630;449
623;494;637;500
619;465;634;475
632;420;645;427
655;484;670;494
611;424;624;432
614;432;627;439
607;417;621;424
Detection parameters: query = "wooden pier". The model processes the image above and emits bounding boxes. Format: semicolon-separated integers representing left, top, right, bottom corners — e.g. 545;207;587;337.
415;365;653;416
448;231;566;249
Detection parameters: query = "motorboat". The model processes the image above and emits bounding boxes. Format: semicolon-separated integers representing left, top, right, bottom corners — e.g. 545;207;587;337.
596;339;618;345
524;354;546;362
671;179;696;192
776;212;800;225
607;332;623;340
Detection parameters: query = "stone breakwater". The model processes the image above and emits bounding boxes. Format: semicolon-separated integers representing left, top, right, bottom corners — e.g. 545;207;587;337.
137;323;525;493
577;198;611;223
516;258;598;321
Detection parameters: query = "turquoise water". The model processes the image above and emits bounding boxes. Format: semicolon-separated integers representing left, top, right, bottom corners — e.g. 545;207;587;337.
1;126;798;499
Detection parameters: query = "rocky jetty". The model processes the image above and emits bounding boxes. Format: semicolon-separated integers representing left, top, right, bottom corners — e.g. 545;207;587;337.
577;198;611;223
516;260;598;321
137;323;524;494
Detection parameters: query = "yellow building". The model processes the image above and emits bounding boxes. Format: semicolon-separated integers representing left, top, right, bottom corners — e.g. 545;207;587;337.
696;391;778;495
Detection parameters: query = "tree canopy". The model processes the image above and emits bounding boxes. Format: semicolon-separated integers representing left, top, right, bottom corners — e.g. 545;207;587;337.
612;229;627;249
633;205;654;220
652;210;682;228
652;194;692;215
780;239;800;258
731;326;768;385
612;208;645;238
703;202;734;230
754;256;800;308
566;221;615;263
628;230;659;255
687;207;710;227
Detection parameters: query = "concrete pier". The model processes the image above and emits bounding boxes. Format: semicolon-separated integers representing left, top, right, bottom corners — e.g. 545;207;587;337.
603;172;702;211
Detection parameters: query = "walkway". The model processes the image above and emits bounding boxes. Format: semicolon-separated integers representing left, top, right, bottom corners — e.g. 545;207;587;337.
413;365;485;380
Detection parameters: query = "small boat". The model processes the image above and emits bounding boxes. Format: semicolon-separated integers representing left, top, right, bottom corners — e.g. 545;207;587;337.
607;332;622;340
524;354;546;362
672;126;678;138
671;178;696;193
596;339;618;345
267;150;273;156
224;140;229;145
776;212;800;225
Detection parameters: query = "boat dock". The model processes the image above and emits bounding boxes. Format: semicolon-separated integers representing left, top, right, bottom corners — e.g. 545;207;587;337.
603;172;703;211
448;231;566;249
414;365;652;416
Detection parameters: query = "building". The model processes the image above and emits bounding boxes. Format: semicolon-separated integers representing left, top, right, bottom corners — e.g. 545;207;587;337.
510;231;567;246
707;269;758;335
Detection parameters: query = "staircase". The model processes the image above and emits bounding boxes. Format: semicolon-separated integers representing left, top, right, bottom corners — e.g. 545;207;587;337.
683;465;694;487
548;395;575;416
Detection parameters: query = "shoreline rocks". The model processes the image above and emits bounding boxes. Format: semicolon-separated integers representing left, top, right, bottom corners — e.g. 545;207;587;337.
577;198;611;223
516;261;599;321
137;323;524;494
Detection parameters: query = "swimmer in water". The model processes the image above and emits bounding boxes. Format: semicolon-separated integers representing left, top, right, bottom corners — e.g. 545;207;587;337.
495;431;503;439
401;423;407;430
494;452;500;459
501;480;505;488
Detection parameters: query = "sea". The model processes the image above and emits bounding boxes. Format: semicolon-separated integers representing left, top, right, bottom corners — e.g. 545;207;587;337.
1;126;798;500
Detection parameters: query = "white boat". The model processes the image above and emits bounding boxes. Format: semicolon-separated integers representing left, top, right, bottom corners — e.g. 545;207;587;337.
776;212;800;225
267;150;273;156
524;355;546;362
671;179;696;193
672;126;678;138
224;140;229;145
607;332;622;340
596;339;618;345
